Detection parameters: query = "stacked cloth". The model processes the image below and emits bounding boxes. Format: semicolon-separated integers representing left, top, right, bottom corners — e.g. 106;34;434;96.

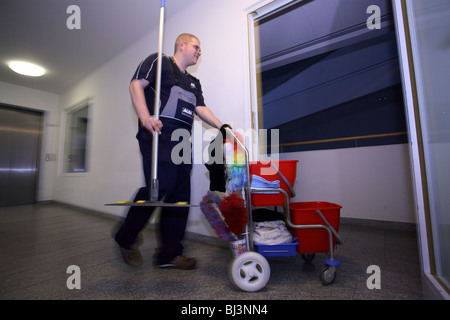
253;220;293;245
251;175;280;193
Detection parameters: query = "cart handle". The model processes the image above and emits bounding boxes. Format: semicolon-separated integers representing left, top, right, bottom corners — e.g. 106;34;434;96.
222;127;296;198
223;126;247;156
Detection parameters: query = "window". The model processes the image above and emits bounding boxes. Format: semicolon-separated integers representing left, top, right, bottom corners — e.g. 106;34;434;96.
252;0;407;154
63;103;89;173
399;0;450;295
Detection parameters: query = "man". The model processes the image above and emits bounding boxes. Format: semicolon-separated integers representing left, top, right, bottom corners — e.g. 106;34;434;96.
114;33;229;269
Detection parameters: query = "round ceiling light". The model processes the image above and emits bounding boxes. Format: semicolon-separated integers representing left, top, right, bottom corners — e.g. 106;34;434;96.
8;60;46;77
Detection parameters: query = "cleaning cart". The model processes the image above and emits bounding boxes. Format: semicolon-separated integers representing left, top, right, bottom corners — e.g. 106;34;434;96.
200;127;343;292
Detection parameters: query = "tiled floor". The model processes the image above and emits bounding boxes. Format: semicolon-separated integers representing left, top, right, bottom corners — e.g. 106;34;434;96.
0;202;423;300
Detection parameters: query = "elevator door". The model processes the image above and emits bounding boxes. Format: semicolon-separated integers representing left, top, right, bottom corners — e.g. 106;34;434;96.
0;105;43;206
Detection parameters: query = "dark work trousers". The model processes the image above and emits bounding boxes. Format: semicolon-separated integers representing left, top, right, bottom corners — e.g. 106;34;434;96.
115;124;192;265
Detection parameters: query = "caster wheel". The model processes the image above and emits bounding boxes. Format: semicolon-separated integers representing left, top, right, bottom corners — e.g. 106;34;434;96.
229;252;270;292
301;253;315;262
319;265;336;285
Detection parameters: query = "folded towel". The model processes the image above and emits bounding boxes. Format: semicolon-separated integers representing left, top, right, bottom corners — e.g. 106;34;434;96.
251;175;280;193
253;220;293;245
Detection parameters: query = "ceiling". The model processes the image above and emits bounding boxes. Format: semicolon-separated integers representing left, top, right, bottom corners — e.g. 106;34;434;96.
0;0;188;94
0;0;393;95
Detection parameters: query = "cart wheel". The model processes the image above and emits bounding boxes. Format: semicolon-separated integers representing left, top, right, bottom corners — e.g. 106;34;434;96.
301;253;315;262
319;265;336;285
229;252;270;292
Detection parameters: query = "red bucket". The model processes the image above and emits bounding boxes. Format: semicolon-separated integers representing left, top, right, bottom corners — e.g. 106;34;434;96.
249;160;298;206
289;202;341;254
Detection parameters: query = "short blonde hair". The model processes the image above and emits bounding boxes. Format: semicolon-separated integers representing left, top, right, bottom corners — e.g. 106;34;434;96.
174;33;200;54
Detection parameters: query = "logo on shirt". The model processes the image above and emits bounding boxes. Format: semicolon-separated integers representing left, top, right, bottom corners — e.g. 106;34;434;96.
182;107;194;118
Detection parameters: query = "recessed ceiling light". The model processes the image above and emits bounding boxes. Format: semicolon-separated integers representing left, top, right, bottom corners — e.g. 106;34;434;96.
8;61;46;77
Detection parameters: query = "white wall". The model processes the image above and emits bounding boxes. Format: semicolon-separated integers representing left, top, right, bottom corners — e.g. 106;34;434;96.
53;39;144;216
0;81;59;202
53;0;258;237
280;144;415;223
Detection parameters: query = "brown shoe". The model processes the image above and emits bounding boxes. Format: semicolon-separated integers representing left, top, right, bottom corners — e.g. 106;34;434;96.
158;256;196;270
119;246;143;268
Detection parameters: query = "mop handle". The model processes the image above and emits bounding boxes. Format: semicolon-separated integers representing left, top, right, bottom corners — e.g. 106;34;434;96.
150;0;166;202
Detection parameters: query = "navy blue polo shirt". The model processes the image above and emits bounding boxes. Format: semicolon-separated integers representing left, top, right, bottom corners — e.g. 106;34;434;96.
131;53;206;163
131;53;206;122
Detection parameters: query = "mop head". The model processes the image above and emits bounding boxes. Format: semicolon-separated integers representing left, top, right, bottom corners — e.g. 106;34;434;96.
226;165;246;193
220;192;248;235
200;191;237;241
224;141;247;193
